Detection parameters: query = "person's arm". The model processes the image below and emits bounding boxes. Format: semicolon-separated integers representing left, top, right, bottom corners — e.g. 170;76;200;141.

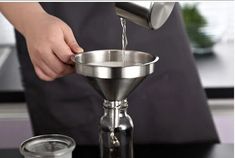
0;3;46;35
0;3;83;81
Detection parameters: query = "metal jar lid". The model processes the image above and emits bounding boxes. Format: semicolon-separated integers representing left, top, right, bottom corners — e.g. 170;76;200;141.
20;134;76;158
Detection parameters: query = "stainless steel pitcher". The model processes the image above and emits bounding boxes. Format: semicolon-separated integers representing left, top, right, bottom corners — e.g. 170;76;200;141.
115;2;175;30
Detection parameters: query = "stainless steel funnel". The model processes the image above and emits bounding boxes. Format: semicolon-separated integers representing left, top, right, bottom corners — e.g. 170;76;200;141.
73;49;158;101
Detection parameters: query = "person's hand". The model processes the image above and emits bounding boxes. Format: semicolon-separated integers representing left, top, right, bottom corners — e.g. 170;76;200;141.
0;3;83;81
22;12;83;81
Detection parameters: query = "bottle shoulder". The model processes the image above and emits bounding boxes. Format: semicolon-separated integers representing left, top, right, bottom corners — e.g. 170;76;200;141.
100;115;133;131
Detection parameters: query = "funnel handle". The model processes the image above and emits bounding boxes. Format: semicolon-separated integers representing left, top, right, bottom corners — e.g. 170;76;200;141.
71;55;76;63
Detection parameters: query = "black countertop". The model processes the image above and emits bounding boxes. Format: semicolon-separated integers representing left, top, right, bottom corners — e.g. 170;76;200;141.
0;144;233;158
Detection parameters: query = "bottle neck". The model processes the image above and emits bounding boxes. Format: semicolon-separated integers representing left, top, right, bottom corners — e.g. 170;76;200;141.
103;99;128;115
102;100;128;128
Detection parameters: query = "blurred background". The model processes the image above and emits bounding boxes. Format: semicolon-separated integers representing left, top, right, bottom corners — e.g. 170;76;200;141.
0;2;234;148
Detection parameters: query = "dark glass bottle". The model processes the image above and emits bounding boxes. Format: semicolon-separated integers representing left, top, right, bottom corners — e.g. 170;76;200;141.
99;100;133;158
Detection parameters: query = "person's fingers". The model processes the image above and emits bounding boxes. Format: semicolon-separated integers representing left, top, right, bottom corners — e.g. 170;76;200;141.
35;59;74;81
39;48;75;76
62;26;84;53
29;42;75;81
35;61;58;79
29;47;57;80
51;41;75;65
60;64;75;75
42;56;74;77
34;66;54;81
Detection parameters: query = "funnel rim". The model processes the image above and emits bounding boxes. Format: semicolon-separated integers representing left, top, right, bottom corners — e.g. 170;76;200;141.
73;49;158;79
74;49;158;68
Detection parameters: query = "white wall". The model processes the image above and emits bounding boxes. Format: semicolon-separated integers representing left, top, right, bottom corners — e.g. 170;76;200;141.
180;1;234;42
0;13;15;45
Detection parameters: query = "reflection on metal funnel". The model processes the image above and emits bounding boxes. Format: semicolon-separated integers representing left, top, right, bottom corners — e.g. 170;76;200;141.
86;77;145;101
73;49;158;101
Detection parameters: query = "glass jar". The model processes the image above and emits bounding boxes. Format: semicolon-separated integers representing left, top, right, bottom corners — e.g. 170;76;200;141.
20;134;76;158
99;100;133;158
